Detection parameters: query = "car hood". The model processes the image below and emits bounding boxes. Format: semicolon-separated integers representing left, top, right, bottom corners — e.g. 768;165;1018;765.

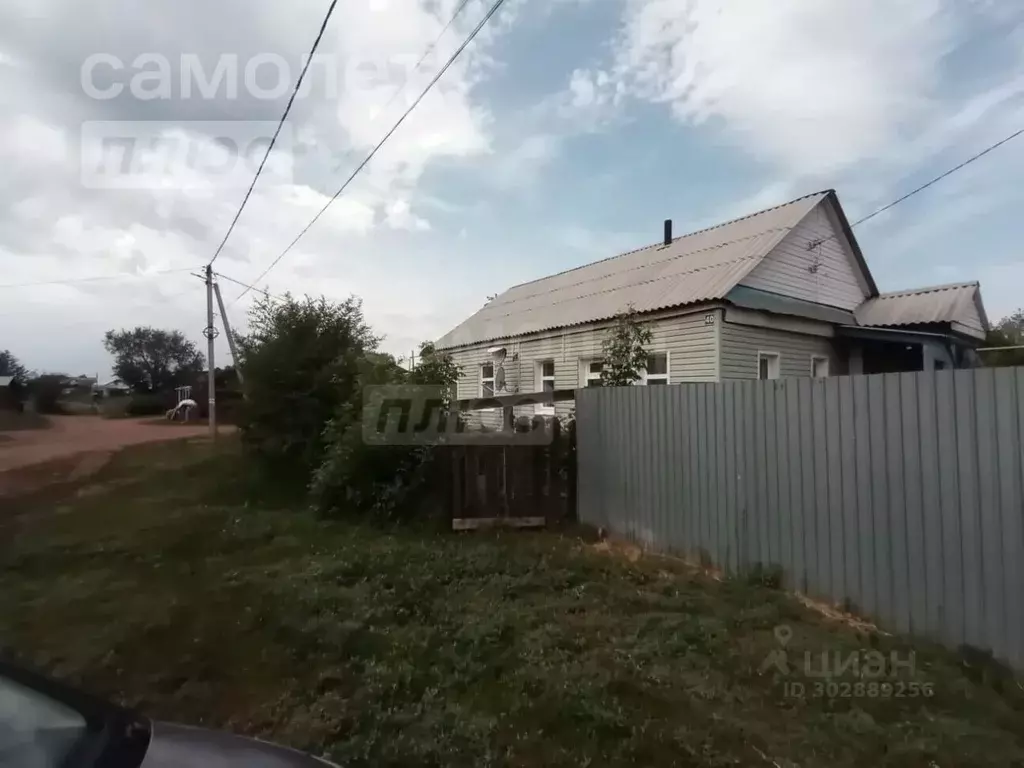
140;721;336;768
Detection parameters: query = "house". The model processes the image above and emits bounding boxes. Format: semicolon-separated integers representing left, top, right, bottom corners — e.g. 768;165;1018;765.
435;190;989;420
92;379;130;398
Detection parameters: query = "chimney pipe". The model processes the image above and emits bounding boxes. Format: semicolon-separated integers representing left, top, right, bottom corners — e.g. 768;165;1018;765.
663;219;672;246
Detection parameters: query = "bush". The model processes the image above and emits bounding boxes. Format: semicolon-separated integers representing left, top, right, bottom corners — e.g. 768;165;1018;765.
236;295;380;491
29;375;66;414
311;343;460;520
126;393;174;417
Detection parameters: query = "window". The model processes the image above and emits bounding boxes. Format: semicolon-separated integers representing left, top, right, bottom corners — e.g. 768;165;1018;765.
643;352;669;385
811;355;830;378
481;363;495;397
757;352;780;380
581;360;604;387
536;360;555;414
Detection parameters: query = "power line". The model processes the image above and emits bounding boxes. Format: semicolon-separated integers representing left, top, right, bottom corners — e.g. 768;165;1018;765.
214;271;286;303
208;0;340;267
330;0;474;173
233;0;508;303
850;126;1024;228
0;267;199;289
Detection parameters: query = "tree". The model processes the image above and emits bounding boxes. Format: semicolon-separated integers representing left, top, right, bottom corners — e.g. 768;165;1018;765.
600;305;653;386
982;308;1024;368
28;374;66;414
103;327;205;392
0;350;28;381
236;294;380;487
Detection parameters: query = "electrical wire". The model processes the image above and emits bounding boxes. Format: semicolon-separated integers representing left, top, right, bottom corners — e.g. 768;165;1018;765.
208;0;340;267
452;125;1024;313
0;266;199;289
233;0;508;303
330;0;474;173
214;271;287;303
850;126;1024;228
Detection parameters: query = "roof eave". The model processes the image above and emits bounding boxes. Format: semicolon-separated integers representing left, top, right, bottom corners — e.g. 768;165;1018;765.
824;190;879;297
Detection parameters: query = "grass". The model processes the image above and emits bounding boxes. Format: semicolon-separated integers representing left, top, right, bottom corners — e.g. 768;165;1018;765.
2;439;1023;767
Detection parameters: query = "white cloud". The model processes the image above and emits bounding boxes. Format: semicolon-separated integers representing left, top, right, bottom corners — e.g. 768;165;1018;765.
591;0;957;175
0;0;521;376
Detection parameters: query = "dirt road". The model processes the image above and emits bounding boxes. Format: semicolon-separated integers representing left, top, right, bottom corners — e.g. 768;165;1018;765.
0;416;213;496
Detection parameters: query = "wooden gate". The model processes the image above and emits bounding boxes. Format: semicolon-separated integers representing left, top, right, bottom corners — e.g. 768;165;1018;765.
449;420;574;529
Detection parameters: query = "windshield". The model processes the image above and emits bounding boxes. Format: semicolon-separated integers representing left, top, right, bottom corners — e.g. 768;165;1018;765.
0;674;89;768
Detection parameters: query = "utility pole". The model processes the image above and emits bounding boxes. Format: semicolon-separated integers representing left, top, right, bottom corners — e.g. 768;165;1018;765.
213;280;244;386
204;264;217;438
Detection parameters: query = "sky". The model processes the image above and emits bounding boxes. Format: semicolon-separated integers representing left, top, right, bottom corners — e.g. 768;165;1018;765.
2;0;1024;377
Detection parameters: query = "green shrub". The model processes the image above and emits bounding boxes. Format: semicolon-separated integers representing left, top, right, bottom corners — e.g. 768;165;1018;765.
310;343;460;521
236;295;381;491
29;375;65;414
126;393;173;417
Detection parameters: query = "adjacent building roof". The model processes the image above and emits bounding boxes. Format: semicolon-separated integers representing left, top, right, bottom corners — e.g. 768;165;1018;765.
855;282;989;340
438;191;833;349
0;376;15;387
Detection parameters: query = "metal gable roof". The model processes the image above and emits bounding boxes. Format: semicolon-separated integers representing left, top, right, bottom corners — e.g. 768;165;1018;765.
437;191;829;349
854;282;989;335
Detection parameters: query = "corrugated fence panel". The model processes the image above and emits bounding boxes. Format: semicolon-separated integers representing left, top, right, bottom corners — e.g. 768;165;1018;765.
575;367;1024;670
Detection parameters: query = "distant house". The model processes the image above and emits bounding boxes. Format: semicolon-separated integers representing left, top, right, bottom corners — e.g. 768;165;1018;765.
436;189;989;420
92;379;130;398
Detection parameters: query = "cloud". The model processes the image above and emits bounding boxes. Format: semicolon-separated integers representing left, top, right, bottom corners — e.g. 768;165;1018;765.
579;0;960;176
0;0;519;375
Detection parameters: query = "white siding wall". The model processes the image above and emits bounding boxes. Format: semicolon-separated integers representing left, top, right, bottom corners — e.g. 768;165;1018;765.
446;308;720;424
740;201;869;311
720;320;841;379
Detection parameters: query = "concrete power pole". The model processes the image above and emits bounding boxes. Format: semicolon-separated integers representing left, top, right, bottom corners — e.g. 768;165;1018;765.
212;281;244;386
205;264;217;438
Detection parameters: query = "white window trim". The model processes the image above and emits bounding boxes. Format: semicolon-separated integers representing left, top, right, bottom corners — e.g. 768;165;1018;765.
757;350;781;380
579;358;603;387
810;355;830;378
535;360;555;415
640;351;670;385
480;362;495;397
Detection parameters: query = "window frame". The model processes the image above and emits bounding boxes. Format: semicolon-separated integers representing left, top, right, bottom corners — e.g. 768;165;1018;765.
579;358;604;388
480;362;495;397
757;351;781;380
535;360;556;415
810;355;830;379
641;351;670;385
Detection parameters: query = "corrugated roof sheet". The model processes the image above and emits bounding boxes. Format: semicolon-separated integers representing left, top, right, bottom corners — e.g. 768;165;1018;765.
437;191;828;349
855;282;988;332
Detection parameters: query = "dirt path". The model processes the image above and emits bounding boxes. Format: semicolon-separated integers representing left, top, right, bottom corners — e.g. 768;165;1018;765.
0;416;213;497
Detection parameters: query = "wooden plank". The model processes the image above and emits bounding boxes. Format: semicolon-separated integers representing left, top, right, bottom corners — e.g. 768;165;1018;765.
453;516;546;531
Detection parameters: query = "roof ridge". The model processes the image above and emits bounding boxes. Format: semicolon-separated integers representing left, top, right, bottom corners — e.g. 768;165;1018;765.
875;281;979;299
497;189;832;294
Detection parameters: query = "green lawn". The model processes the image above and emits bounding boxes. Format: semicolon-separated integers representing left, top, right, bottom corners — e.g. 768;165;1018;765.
2;439;1022;767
